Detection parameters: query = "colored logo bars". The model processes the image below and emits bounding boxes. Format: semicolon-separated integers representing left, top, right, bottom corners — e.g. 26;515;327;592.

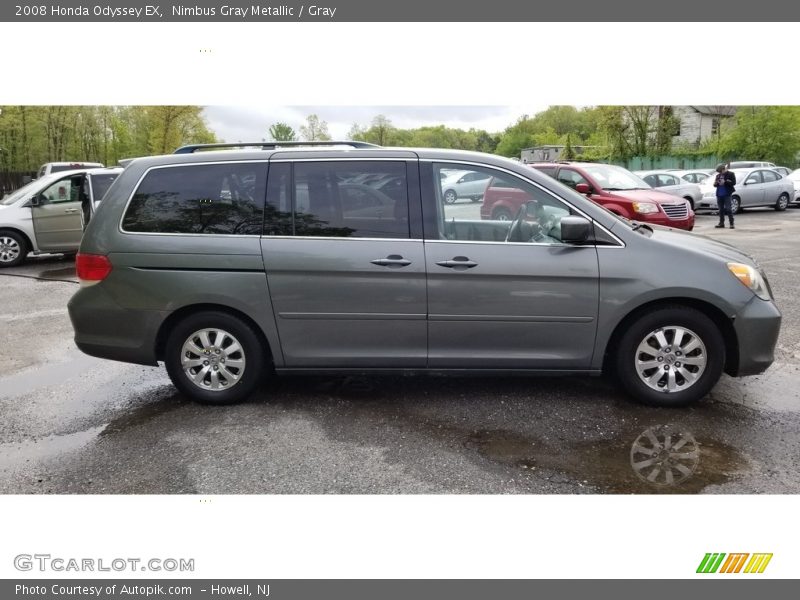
697;553;773;574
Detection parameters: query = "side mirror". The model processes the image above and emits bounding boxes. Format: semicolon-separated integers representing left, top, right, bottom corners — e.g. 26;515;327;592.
29;195;40;206
560;215;592;244
575;183;591;194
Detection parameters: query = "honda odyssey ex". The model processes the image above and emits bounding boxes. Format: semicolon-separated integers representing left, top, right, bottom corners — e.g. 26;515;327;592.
68;143;781;407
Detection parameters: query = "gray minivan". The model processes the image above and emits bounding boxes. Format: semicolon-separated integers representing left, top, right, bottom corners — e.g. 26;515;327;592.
68;143;781;407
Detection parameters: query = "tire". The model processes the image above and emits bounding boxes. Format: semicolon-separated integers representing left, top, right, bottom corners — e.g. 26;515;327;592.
730;196;741;214
491;207;513;221
683;196;695;210
443;189;458;204
471;195;482;203
614;306;725;407
775;193;789;211
164;310;267;405
0;230;29;268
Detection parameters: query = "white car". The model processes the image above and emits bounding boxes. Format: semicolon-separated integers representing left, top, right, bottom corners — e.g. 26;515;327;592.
697;168;794;213
440;169;492;204
788;169;800;205
0;167;122;267
673;169;714;185
634;170;703;209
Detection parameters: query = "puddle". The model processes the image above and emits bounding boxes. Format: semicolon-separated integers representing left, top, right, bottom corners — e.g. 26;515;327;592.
0;425;106;472
464;427;748;493
101;396;184;435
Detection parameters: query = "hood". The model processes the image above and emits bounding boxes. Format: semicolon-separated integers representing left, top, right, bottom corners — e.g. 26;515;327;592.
649;226;756;266
611;189;686;204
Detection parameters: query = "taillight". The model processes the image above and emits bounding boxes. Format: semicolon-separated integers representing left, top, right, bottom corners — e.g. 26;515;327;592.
76;253;112;283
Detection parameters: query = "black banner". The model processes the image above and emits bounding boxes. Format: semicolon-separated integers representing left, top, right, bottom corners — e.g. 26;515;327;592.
3;580;800;599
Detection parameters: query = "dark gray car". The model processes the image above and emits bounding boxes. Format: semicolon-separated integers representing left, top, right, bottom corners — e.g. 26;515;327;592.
68;144;781;407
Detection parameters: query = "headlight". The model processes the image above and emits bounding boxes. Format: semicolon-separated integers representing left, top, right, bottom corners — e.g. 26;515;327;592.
632;202;659;214
727;262;772;300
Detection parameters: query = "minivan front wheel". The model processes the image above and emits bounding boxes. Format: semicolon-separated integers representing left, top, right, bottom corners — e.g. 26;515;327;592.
0;231;28;267
614;307;725;407
165;311;266;404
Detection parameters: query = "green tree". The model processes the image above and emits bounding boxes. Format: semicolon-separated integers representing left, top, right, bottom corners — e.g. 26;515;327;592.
268;122;297;141
300;114;331;141
562;133;576;160
716;106;800;165
367;115;394;146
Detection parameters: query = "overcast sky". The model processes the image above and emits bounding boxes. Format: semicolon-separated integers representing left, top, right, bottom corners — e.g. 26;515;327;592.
203;105;550;142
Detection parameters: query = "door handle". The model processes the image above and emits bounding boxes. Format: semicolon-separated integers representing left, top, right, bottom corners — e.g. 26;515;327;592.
64;208;79;213
370;255;412;268
435;256;478;270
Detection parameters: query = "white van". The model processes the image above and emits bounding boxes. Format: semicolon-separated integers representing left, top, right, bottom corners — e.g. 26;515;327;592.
0;167;122;267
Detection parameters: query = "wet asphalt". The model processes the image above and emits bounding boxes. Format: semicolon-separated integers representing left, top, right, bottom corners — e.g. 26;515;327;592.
1;209;799;494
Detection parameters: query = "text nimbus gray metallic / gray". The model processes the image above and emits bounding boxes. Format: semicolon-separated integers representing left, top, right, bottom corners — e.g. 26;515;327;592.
14;554;195;572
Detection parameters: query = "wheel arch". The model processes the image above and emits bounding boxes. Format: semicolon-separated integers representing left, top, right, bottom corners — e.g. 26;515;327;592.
155;303;274;367
0;227;34;252
601;297;739;377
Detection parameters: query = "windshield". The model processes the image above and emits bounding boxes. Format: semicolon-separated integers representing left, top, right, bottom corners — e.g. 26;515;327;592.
582;164;650;191
0;178;41;206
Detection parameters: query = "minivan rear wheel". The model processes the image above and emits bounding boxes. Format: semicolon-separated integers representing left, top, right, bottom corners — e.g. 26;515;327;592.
165;311;266;404
614;307;725;407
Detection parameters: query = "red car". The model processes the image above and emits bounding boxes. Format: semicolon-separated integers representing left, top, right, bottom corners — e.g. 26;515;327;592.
482;162;695;231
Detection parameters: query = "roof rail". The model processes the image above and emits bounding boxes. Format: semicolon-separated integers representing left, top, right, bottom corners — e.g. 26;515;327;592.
173;141;381;154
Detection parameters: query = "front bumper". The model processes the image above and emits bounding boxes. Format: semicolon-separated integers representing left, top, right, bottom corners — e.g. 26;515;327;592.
642;212;695;231
732;296;782;376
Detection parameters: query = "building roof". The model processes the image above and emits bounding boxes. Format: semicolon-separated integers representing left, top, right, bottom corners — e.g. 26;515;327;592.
689;106;737;116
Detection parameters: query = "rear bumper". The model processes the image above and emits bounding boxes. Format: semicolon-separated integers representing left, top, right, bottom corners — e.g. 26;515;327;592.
68;284;164;366
732;296;782;376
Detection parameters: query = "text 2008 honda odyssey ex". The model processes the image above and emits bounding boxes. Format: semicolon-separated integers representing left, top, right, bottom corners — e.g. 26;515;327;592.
68;142;781;407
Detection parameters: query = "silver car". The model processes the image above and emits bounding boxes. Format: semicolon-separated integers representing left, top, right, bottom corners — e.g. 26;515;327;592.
440;169;491;204
635;170;703;209
68;142;781;408
698;168;794;213
673;169;714;185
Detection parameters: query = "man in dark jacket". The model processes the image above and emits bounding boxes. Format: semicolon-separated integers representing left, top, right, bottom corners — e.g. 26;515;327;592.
714;163;737;229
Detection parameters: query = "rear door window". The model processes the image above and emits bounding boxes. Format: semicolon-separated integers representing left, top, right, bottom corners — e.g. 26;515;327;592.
122;162;266;235
275;161;410;239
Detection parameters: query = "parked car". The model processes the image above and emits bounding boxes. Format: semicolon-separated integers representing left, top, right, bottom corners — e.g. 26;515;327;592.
37;161;104;179
772;166;792;177
634;170;703;209
440;169;491;204
673;169;714;185
528;162;694;230
727;161;776;169
698;168;793;213
0;167;121;267
67;143;780;408
787;169;800;205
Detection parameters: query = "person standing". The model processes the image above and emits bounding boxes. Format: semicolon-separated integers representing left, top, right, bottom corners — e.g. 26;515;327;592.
714;163;737;229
